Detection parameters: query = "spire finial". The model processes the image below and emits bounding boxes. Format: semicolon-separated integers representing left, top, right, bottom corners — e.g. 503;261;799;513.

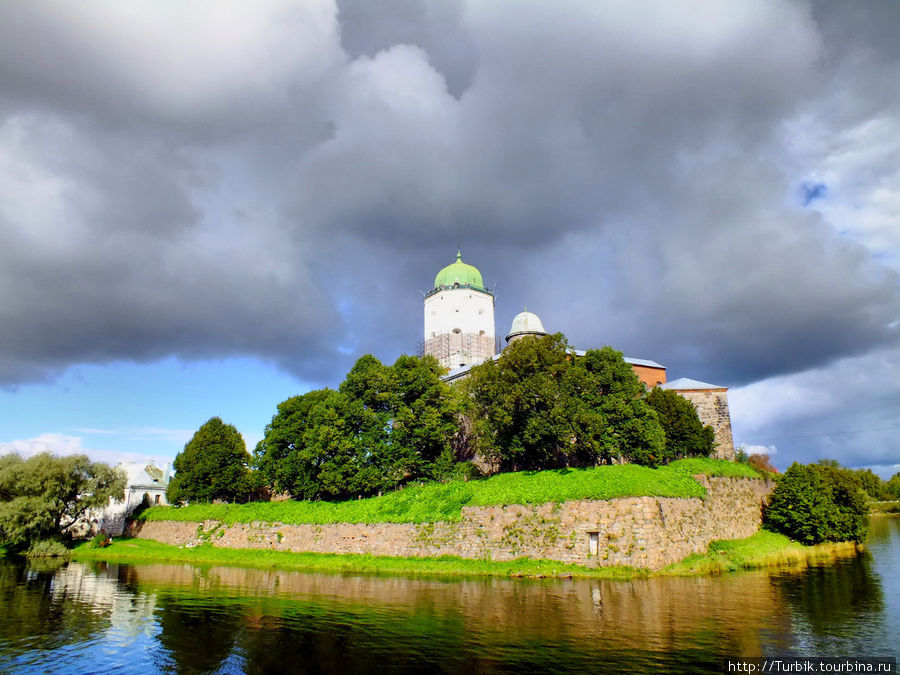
456;249;462;262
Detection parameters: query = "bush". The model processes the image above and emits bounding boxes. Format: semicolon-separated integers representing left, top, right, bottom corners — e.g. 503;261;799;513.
748;453;778;476
764;462;868;544
88;532;112;548
24;538;71;558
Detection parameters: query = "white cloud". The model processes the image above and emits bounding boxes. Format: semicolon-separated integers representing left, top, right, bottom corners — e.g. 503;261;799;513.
0;433;86;457
741;444;778;457
0;433;174;469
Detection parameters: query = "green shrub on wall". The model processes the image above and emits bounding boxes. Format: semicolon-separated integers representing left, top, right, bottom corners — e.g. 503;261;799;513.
763;462;868;544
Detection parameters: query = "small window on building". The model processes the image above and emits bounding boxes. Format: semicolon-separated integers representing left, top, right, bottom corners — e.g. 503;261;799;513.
588;532;599;556
155;494;161;504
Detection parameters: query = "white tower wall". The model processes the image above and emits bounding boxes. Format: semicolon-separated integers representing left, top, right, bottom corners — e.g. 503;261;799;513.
424;289;495;370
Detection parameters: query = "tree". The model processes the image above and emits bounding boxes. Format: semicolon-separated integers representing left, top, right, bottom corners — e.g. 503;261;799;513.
386;354;461;481
814;459;886;500
167;418;253;504
255;354;462;500
254;389;337;499
748;453;778;475
578;347;666;466
645;387;715;462
764;462;868;544
851;468;884;500
884;472;900;500
462;336;666;471
0;453;125;548
462;333;590;471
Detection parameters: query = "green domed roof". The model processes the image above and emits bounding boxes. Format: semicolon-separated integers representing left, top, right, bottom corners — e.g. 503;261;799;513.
434;251;484;290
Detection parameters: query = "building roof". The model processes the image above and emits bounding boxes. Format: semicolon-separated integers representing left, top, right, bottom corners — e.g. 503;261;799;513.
506;311;548;341
659;377;725;390
434;251;485;290
568;350;665;369
118;461;170;489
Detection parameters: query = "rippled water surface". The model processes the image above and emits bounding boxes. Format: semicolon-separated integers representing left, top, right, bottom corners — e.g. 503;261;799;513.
1;518;897;674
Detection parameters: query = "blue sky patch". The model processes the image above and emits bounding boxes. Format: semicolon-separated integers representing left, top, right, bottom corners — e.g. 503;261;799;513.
801;181;828;206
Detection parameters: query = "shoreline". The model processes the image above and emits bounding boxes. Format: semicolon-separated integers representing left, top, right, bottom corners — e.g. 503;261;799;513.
69;530;862;580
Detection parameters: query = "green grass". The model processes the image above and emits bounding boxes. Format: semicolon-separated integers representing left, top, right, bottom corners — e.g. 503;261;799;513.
662;529;860;575
667;457;761;478
70;537;642;580
139;459;758;526
465;464;707;506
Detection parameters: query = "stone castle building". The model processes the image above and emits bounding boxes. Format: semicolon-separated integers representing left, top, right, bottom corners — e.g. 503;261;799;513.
423;252;735;459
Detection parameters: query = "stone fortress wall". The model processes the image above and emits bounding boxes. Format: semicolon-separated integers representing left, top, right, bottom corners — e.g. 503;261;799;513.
674;388;735;460
130;476;772;571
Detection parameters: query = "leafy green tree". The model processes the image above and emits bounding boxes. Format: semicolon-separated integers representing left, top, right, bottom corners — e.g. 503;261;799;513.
463;334;585;471
852;468;884;500
255;354;461;500
764;462;868;544
884;472;900;500
577;347;666;466
814;459;887;500
387;354;461;480
645;387;715;462
167;418;253;504
463;337;666;470
0;453;125;548
254;389;336;499
816;458;842;469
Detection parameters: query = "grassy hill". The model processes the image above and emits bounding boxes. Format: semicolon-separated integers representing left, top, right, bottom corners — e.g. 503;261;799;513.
139;458;759;526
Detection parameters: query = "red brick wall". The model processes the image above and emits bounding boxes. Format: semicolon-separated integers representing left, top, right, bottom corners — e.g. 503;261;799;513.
632;365;666;388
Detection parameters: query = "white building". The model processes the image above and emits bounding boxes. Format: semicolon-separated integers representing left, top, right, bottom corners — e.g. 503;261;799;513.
93;462;171;536
423;251;496;370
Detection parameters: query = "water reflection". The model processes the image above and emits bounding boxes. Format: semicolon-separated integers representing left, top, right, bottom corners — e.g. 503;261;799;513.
111;564;805;672
0;521;896;674
767;516;899;656
0;558;109;653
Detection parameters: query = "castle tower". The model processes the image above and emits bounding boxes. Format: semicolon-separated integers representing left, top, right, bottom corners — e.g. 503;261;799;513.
424;251;496;371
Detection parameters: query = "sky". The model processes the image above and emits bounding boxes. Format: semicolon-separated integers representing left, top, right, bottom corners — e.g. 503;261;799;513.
0;0;898;477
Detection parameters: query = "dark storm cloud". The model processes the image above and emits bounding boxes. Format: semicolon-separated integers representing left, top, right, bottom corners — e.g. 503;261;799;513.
0;0;898;421
730;346;900;474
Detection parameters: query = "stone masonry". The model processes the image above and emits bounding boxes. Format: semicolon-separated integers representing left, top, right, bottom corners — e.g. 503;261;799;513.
131;476;772;571
674;389;735;460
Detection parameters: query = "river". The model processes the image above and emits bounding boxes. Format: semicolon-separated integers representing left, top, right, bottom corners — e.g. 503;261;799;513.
1;517;897;674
